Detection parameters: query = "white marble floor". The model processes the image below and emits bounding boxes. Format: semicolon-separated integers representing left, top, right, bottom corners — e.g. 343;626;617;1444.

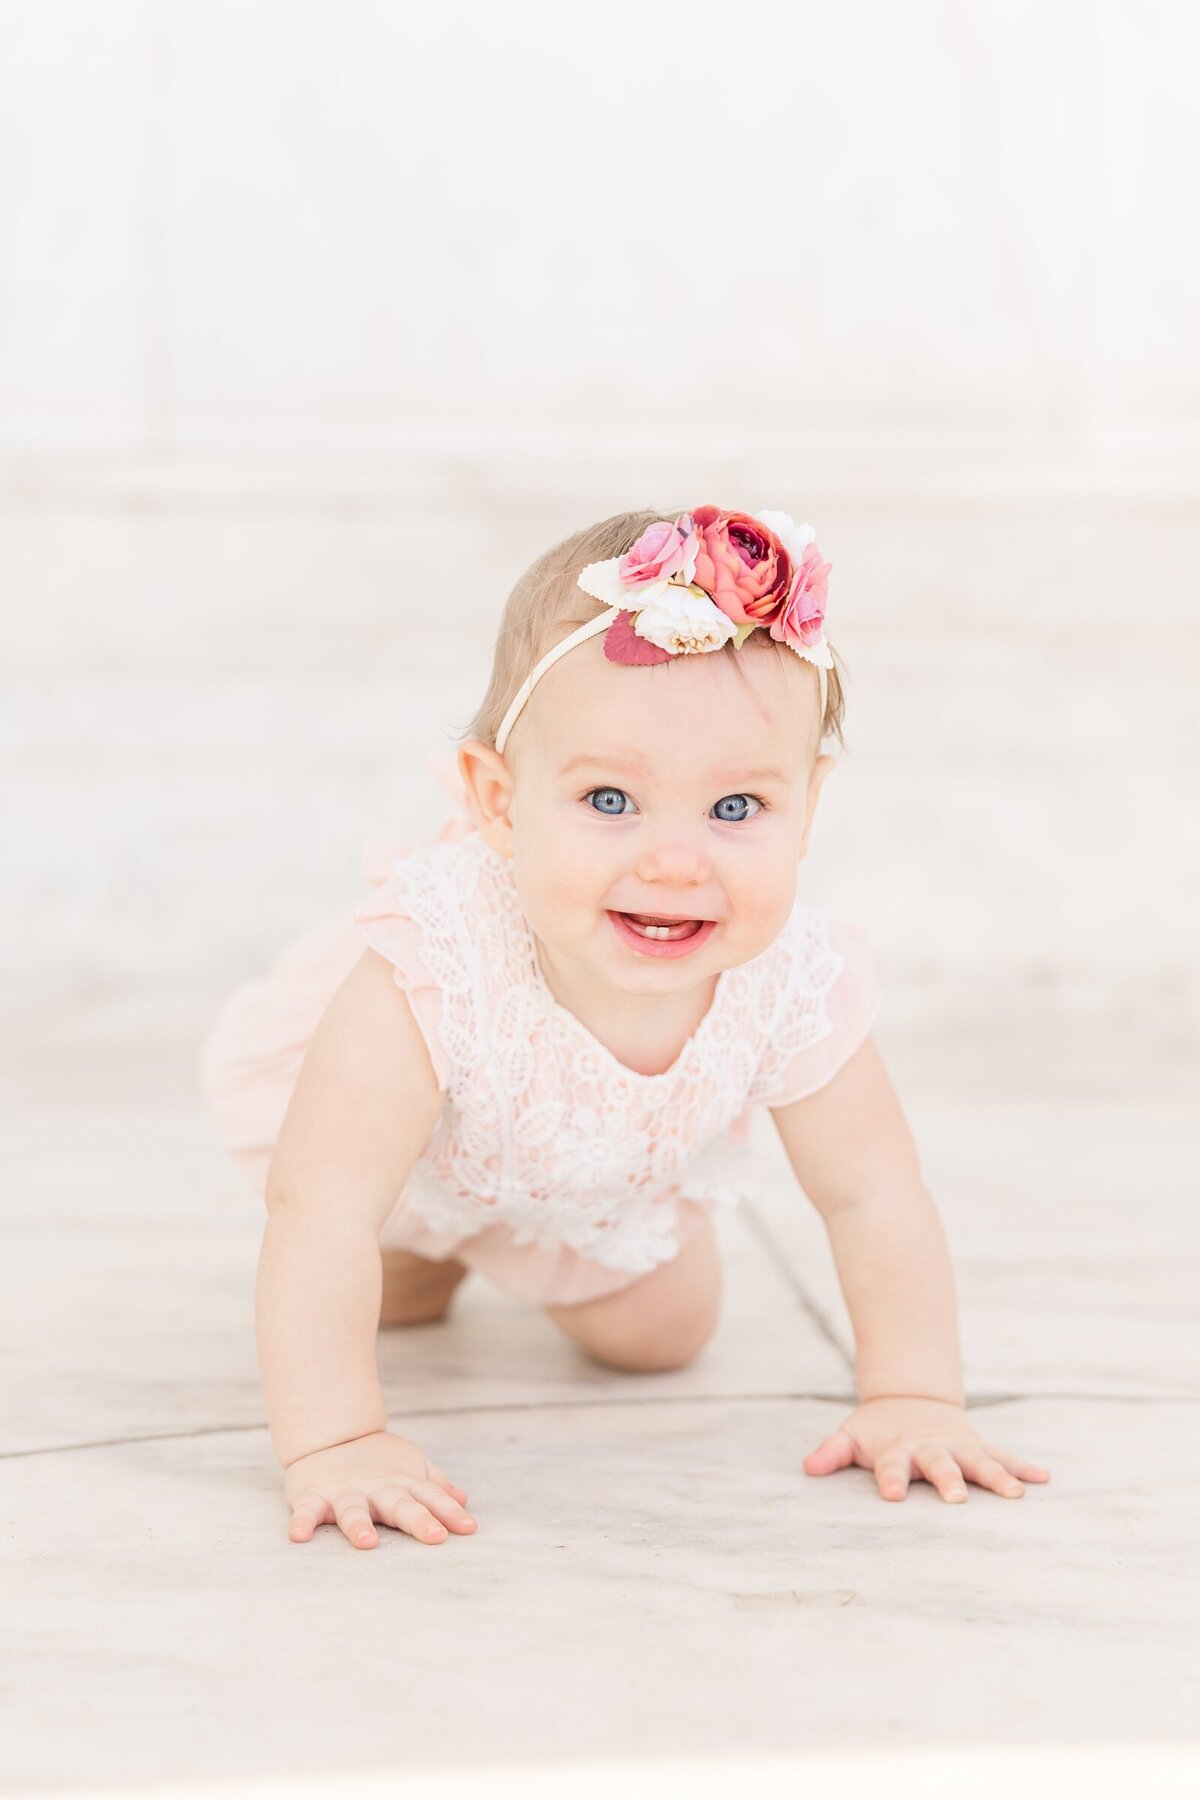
2;1039;1198;1797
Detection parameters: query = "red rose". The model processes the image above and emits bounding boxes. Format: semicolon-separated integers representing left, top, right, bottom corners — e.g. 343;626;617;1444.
689;505;792;627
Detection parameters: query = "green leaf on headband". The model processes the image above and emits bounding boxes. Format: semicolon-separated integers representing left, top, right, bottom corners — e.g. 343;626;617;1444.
731;623;756;648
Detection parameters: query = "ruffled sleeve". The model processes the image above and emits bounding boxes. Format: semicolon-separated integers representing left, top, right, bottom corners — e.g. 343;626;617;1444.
746;911;883;1110
353;753;480;1097
355;850;453;1095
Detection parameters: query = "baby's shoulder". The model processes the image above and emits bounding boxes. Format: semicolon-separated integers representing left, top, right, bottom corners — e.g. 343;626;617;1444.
352;830;511;1097
743;897;883;1109
357;829;502;976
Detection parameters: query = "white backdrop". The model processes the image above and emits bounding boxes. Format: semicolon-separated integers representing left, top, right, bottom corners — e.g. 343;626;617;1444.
2;0;1198;1060
3;0;1200;459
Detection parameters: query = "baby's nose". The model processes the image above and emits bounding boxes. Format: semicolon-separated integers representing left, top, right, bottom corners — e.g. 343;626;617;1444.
634;837;712;887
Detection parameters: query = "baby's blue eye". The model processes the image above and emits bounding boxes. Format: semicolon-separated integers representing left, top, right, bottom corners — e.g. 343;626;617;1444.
712;794;762;823
587;786;633;816
586;784;766;820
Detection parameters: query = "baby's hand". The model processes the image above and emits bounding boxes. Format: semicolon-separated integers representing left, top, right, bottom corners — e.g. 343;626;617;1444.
802;1396;1051;1504
283;1430;477;1549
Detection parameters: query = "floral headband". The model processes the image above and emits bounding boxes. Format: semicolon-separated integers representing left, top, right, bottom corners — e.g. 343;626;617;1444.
493;506;833;756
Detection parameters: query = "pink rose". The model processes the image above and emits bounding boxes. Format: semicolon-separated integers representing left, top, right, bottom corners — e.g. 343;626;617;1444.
617;515;699;588
689;505;792;626
769;541;832;649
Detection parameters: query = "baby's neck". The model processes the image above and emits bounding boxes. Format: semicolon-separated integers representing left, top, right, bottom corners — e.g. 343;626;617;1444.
532;936;720;1078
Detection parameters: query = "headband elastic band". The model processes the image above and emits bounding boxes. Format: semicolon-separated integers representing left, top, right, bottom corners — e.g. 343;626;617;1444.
495;610;619;755
494;607;829;756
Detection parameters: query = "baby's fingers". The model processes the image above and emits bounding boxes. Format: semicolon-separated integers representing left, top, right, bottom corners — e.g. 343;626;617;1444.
332;1490;379;1549
983;1441;1051;1482
955;1446;1024;1498
911;1444;968;1502
406;1478;476;1535
425;1462;469;1505
288;1493;334;1543
874;1451;912;1502
371;1484;454;1545
408;1476;474;1533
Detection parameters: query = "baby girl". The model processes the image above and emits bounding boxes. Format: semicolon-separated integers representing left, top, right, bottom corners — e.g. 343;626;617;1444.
201;504;1050;1551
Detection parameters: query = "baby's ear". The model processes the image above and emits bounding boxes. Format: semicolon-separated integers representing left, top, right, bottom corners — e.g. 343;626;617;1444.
797;752;838;861
457;740;515;857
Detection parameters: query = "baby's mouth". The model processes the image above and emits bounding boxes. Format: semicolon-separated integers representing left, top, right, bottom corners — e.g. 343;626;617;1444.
615;911;706;941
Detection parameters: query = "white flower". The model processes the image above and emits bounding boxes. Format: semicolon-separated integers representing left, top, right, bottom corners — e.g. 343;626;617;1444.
633;584;738;655
753;508;816;567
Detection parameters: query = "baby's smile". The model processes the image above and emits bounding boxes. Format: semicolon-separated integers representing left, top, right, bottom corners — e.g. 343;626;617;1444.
607;910;719;957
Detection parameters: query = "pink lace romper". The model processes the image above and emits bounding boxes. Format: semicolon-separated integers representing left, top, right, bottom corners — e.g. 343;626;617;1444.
199;758;883;1309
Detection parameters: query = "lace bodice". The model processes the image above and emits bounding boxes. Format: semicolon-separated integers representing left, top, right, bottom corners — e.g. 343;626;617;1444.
356;828;881;1275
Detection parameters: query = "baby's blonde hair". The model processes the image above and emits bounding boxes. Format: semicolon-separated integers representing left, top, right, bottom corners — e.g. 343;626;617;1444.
453;508;847;757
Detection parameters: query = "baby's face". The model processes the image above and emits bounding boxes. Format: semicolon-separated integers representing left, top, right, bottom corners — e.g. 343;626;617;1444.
466;633;835;1000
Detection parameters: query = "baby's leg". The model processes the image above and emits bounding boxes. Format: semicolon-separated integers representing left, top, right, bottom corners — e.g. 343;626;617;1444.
380;1248;469;1326
545;1207;722;1371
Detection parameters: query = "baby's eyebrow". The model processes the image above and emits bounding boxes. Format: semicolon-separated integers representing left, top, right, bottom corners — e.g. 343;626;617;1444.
559;752;789;784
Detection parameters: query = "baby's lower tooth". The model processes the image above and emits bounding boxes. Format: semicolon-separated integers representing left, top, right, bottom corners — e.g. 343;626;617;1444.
626;916;683;938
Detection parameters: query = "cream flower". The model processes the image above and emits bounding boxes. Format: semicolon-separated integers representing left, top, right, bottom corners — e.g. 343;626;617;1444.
632;583;738;655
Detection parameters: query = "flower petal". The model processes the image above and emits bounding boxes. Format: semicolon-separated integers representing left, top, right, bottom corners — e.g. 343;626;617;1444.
754;509;817;563
633;586;737;655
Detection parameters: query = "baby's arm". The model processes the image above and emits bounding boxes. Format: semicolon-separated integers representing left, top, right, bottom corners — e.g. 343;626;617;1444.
257;947;476;1549
771;1031;961;1404
771;1033;1050;1504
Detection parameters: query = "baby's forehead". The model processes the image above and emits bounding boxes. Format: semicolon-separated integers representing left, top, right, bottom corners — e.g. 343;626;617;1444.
526;634;814;776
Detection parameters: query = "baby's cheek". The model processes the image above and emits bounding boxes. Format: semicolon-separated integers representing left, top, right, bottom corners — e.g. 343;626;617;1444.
528;858;597;940
732;881;796;952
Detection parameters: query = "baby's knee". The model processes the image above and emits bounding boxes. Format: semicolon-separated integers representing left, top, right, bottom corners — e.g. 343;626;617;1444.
546;1219;723;1372
587;1306;719;1373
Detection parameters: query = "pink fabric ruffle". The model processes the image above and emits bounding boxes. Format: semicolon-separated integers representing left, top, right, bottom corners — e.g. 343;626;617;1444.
355;752;479;1093
751;916;882;1109
200;753;473;1189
